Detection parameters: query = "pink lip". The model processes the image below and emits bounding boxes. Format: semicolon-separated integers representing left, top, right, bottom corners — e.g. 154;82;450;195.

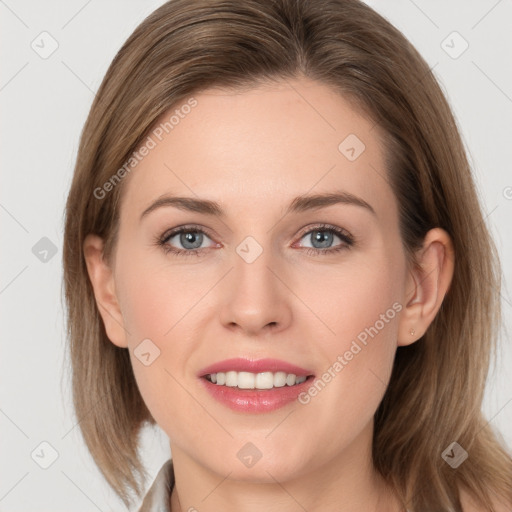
198;358;313;378
199;375;315;413
197;358;315;414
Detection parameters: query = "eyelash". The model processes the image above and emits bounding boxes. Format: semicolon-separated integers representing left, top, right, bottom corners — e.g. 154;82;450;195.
155;223;355;258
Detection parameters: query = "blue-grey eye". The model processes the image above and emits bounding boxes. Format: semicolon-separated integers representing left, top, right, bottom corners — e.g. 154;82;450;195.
174;231;205;250
308;230;335;249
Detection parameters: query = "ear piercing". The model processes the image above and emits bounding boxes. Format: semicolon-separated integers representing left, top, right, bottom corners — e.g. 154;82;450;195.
409;328;415;336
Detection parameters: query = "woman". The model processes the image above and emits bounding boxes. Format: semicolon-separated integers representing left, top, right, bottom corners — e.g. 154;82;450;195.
62;0;512;510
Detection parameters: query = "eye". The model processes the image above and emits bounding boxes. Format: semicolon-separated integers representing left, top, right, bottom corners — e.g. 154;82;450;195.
155;223;354;258
156;225;218;257
295;224;354;256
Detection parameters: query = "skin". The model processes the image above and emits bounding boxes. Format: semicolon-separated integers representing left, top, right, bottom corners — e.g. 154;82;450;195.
84;76;455;511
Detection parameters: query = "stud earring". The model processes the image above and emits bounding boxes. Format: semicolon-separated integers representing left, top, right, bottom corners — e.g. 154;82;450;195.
409;328;415;336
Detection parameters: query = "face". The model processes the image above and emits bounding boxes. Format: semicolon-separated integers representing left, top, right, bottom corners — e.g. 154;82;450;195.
105;77;411;482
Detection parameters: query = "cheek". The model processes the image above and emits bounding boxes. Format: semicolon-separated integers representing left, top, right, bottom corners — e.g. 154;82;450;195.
113;247;211;430
297;255;403;439
114;245;206;341
304;246;403;351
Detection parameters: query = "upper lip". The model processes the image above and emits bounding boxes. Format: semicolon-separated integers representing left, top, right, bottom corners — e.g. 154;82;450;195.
198;358;314;378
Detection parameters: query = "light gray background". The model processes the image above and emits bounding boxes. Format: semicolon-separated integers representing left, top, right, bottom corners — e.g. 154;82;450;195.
1;1;511;510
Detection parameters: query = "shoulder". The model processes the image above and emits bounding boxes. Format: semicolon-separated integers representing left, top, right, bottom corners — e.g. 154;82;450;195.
459;488;511;512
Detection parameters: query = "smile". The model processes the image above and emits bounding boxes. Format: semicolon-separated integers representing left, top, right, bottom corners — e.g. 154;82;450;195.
204;371;308;389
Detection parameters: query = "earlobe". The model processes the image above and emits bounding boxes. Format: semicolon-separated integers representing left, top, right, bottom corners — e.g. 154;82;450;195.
83;234;128;348
397;228;455;347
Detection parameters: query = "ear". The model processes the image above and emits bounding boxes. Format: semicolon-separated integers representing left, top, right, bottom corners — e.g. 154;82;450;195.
83;234;128;348
397;228;455;347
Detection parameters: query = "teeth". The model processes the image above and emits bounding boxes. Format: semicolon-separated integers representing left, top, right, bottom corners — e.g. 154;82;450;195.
256;372;274;389
238;371;255;389
206;371;308;389
225;371;238;387
273;371;287;388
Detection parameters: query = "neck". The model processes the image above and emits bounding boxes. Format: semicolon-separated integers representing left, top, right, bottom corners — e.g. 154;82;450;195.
168;421;402;512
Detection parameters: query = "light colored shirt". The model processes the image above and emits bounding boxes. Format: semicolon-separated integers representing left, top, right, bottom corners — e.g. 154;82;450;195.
137;459;174;512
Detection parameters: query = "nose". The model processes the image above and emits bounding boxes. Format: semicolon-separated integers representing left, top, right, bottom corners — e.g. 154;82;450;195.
218;240;292;336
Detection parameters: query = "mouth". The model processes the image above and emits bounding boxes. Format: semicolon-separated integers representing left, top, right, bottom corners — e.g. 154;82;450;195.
197;358;316;413
198;357;315;388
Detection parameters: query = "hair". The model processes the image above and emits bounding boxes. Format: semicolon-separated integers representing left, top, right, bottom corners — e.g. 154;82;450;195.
62;0;512;509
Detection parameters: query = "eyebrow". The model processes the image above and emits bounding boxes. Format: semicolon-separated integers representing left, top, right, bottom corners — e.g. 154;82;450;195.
140;190;376;221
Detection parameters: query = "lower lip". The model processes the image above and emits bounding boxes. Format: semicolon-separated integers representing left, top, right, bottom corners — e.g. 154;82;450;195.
199;376;315;413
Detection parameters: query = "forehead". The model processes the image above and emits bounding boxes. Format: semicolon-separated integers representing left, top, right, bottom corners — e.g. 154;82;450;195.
119;77;396;225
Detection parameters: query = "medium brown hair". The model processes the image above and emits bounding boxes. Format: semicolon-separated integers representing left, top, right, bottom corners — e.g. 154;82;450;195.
62;0;512;509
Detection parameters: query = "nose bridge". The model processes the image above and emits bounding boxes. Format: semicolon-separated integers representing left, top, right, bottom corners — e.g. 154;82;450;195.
232;232;278;300
219;230;291;333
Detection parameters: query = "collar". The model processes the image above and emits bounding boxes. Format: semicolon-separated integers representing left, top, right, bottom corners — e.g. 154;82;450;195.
137;459;174;512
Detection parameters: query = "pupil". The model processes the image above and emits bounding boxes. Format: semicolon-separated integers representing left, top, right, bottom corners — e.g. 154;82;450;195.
313;230;332;248
182;232;202;249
